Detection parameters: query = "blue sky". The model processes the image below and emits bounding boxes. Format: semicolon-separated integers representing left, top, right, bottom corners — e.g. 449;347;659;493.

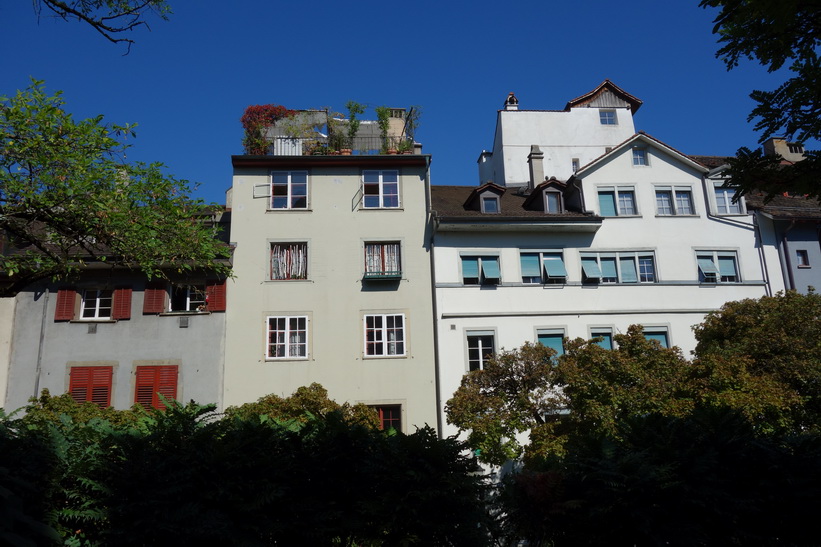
1;0;802;205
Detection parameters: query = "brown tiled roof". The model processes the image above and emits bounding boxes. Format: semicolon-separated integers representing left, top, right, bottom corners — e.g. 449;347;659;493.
688;155;732;169
431;185;595;220
565;79;643;114
745;192;821;220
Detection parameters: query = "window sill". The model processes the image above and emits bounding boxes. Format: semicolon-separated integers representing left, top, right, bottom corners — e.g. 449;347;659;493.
266;208;312;213
655;214;699;218
267;278;311;282
363;355;408;360
159;311;212;316
265;357;309;362
69;319;117;323
363;273;402;281
798;265;812;269
360;207;404;211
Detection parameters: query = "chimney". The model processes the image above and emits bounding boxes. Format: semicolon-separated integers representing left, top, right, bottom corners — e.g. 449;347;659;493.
504;92;519;111
527;145;544;192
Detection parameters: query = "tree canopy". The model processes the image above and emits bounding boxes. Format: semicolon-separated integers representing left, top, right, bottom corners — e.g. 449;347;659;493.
0;80;231;296
700;0;821;200
32;0;170;51
448;291;821;466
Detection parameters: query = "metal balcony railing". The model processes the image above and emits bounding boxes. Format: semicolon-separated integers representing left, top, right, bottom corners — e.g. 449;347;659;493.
265;135;414;156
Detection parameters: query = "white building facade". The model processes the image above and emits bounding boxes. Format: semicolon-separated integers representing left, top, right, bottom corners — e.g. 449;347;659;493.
434;82;784;435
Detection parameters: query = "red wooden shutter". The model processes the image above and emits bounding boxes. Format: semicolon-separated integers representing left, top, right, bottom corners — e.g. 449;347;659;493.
206;279;226;312
135;365;178;410
54;288;76;321
69;366;112;407
142;281;167;314
112;287;132;320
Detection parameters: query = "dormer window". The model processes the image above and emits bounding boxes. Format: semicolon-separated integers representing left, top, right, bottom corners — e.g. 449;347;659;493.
543;191;562;213
482;196;500;214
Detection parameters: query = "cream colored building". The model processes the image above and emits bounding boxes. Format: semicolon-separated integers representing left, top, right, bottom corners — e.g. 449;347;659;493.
223;151;438;433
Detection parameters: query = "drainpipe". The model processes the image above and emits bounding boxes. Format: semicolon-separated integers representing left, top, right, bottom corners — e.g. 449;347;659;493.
781;220;797;291
33;287;49;399
752;213;773;297
423;155;445;438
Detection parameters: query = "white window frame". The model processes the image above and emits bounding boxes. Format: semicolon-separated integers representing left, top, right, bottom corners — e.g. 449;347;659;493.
543;191;563;213
270;171;308;210
270;241;308;281
481;195;500;214
599;109;617;125
169;283;207;312
363;313;406;357
362;170;400;209
364;241;402;278
589;327;615;350
655;186;695;216
642;326;670;348
80;289;113;320
520;250;567;284
460;255;501;285
712;182;744;215
696;251;740;283
266;316;309;360
597;186;638;216
632;148;648;166
580;251;657;284
535;328;566;357
466;330;496;371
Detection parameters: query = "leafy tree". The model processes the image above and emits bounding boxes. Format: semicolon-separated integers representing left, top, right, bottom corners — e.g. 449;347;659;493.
693;290;821;433
700;0;821;200
224;382;381;428
0;80;231;296
32;0;171;51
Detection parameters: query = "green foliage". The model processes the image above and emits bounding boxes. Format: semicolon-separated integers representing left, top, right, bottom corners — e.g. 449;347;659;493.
0;80;232;296
34;0;171;51
225;382;381;429
375;106;391;152
446;342;562;465
499;407;821;546
345;100;365;148
692;290;821;433
700;0;821;200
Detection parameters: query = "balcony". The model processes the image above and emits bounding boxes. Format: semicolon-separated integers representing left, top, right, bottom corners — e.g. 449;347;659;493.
265;135;416;156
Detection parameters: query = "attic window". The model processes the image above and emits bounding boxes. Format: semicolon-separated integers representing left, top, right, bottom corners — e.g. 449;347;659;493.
599;109;617;125
632;149;648;166
571;158;580;172
544;191;562;213
482;196;500;214
788;143;805;154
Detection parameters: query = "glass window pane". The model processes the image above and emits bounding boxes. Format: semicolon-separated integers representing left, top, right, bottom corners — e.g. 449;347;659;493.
581;257;602;279
481;257;500;279
543;255;567;278
675;190;693;214
592;331;613;350
520;254;541;280
645;331;669;348
462;257;479;279
656;190;673;215
618;191;636;215
537;333;564;356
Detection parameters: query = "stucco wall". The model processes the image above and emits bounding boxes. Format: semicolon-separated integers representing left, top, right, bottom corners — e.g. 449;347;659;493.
4;276;226;412
224;159;438;432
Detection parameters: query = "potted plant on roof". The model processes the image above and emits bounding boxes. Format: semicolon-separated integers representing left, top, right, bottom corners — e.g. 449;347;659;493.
344;100;365;155
375;105;393;154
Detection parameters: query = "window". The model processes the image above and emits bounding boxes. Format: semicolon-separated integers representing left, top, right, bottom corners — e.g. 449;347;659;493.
598;187;637;216
537;329;565;357
461;256;500;285
467;331;495;371
364;314;405;357
697;252;739;283
267;316;308;359
655;187;694;215
714;184;742;214
571;158;580;172
142;280;226;314
364;242;401;279
797;249;810;267
590;328;614;350
169;284;207;312
362;170;400;208
134;365;178;410
56;287;132;321
788;143;805;154
520;252;567;284
271;171;308;209
81;289;113;319
632;149;648;166
69;366;113;407
599;109;617;125
481;196;500;213
270;242;308;280
370;405;402;431
581;252;656;283
643;328;669;348
544;191;562;213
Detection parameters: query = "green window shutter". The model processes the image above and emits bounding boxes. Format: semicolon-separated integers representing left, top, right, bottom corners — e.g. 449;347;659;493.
619;257;638;283
543;255;567;278
598;191;617;216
